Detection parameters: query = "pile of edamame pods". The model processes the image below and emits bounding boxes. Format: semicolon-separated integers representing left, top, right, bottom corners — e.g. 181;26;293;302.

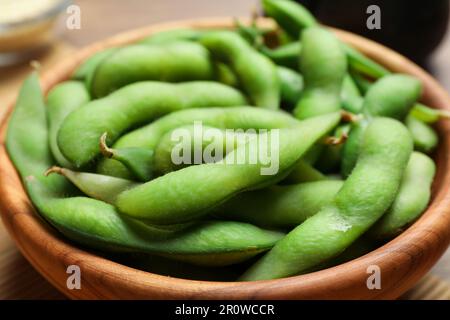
7;0;444;281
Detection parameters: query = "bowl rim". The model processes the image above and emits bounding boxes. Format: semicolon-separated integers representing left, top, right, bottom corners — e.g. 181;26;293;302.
1;17;450;300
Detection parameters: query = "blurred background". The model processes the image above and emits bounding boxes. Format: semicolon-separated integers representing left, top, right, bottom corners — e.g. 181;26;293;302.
0;0;449;299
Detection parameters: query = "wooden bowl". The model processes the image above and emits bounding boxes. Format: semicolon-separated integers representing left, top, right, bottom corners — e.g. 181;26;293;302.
1;17;450;300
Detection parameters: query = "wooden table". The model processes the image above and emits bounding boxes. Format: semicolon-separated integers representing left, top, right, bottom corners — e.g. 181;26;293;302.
1;0;450;299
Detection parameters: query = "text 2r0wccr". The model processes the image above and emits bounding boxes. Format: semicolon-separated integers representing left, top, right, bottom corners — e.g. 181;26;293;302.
174;304;275;317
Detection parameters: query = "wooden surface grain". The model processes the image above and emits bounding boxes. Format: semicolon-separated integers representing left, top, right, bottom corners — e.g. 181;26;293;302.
0;0;449;300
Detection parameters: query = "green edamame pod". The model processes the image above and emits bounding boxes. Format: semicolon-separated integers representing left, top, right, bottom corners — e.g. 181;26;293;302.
294;27;347;119
341;74;422;176
240;117;413;280
116;112;341;224
97;107;300;179
363;74;422;120
262;0;317;38
406;115;439;153
200;31;280;109
214;62;239;87
58;82;247;168
46;81;90;168
341;75;363;114
283;159;326;183
6;73;58;180
91;42;215;97
410;103;450;124
369;152;436;240
26;177;284;267
215;180;343;228
45;166;138;204
7;75;284;267
350;71;373;94
260;42;302;69
262;0;388;79
153;125;254;175
72;47;119;88
342;44;390;79
277;66;304;109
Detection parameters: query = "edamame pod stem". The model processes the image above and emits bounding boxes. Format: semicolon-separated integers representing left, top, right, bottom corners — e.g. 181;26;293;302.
215;180;343;228
410;103;450;124
262;0;317;38
72;47;119;89
294;27;347;119
277;66;304;109
26;177;284;267
240;117;413;280
100;133;154;181
91;41;215;97
45;166;138;204
200;31;280;109
369;152;436;240
97;107;300;179
46;81;90;168
116;112;341;224
406;115;439;154
341;74;422;177
58;82;247;168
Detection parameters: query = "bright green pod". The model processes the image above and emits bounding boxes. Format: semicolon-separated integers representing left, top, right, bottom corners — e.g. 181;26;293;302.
57;81;247;168
97;107;300;179
153;125;254;175
342;44;390;79
363;74;422;120
341;75;363;114
341;74;422;177
240;117;413;280
25;177;284;267
260;42;302;69
215;180;343;228
410;103;450;124
72;47;119;89
46;81;90;168
116;112;341;224
277;66;304;109
294;27;347;119
91;41;215;97
350;71;373;94
369;152;436;239
283;159;326;183
200;31;280;109
6;74;284;268
6;73;59;181
406;115;439;154
262;0;317;38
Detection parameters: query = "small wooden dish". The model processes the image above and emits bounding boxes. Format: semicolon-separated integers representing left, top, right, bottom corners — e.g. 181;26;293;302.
1;18;450;300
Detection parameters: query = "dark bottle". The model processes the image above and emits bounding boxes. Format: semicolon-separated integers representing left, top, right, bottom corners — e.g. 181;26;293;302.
296;0;449;65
